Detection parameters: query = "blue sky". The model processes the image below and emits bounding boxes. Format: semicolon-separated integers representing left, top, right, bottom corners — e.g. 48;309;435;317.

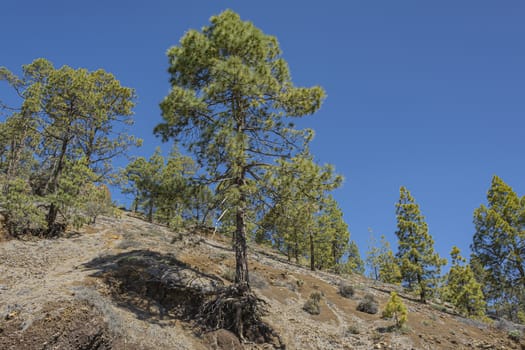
1;1;524;266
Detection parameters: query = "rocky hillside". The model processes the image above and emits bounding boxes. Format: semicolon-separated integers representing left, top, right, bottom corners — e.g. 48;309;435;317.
0;213;523;349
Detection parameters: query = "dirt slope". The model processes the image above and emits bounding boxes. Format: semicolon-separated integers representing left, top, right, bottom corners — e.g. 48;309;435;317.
0;213;522;349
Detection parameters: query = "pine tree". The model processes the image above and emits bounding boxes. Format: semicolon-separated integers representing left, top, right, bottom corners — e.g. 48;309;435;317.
155;146;200;229
121;148;164;222
0;178;44;236
121;146;199;227
395;186;446;302
260;153;342;270
442;246;486;318
325;196;351;270
1;59;138;235
379;249;402;285
342;240;365;274
315;195;350;271
382;292;408;328
471;176;525;321
50;159;98;229
366;229;382;280
366;231;402;284
154;11;327;338
155;10;324;286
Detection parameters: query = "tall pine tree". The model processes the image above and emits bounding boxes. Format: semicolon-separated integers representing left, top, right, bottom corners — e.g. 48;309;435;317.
155;10;325;286
395;186;446;302
471;176;525;321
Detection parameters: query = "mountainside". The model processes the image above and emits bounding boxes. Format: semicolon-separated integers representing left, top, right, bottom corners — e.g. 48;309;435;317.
0;213;522;350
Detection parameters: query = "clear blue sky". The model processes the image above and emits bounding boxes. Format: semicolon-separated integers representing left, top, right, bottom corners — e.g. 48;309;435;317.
2;1;524;266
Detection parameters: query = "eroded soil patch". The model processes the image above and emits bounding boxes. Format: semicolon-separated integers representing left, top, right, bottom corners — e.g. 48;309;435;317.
0;300;114;350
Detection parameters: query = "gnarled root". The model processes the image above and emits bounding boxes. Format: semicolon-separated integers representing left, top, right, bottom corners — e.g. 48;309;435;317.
198;283;284;348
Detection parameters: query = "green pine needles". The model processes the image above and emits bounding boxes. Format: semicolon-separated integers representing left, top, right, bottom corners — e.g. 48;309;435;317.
382;292;408;328
472;176;525;322
395;187;446;303
442;246;486;319
0;59;138;236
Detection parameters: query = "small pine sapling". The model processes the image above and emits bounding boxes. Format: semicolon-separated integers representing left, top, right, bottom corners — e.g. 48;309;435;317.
382;292;408;328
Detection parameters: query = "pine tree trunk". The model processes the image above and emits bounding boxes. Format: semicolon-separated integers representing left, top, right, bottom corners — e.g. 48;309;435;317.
417;272;426;303
45;139;69;235
46;203;59;236
294;238;299;263
310;231;315;271
148;200;154;223
235;193;249;285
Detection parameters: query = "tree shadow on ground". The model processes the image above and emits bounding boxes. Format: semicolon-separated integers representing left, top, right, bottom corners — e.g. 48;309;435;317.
82;249;224;325
82;249;285;348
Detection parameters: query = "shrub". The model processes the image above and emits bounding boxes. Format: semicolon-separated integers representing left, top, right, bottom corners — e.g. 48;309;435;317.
339;282;354;298
508;329;521;342
382;292;408;328
346;325;360;335
310;291;322;302
363;293;376;302
357;294;379;314
303;292;322;315
303;299;320;315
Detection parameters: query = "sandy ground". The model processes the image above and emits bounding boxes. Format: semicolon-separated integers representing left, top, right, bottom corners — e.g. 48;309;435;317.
0;213;522;349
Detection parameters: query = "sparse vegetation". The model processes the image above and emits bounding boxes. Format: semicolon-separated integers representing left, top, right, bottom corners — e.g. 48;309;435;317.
303;292;322;315
339;282;355;298
508;329;521;342
357;293;379;314
310;291;322;302
0;212;521;349
346;324;360;335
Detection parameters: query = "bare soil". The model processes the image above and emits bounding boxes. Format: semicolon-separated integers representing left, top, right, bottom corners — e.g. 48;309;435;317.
0;213;523;349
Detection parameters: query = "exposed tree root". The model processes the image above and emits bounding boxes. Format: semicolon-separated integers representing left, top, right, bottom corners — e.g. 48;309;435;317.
198;283;284;348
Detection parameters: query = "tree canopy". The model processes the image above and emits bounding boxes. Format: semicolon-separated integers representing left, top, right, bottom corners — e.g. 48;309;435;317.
0;58;138;235
155;10;325;285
